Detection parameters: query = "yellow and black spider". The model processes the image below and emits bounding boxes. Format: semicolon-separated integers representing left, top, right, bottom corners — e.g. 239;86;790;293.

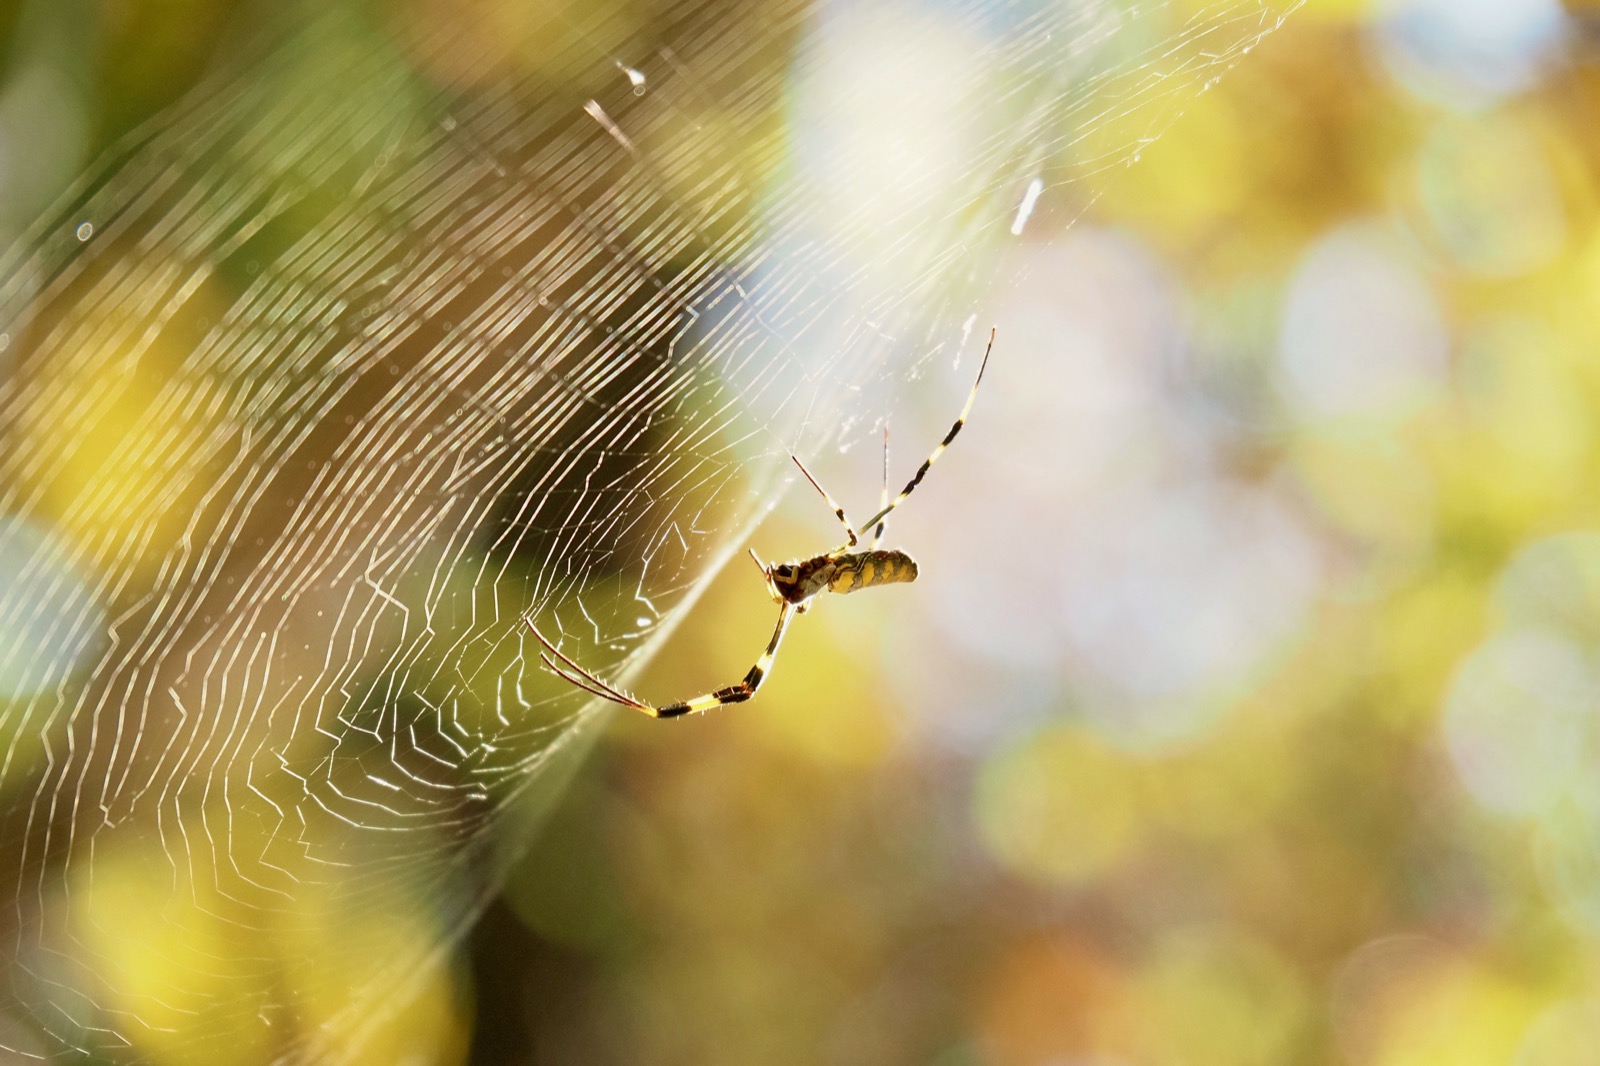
524;328;995;718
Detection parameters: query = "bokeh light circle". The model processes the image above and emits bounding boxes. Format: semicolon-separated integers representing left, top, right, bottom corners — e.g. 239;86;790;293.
1370;0;1569;108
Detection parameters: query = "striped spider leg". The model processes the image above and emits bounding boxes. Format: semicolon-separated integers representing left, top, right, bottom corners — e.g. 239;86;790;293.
523;327;995;718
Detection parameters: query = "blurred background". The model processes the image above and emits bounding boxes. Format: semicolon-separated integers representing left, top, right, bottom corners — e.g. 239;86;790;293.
2;0;1600;1063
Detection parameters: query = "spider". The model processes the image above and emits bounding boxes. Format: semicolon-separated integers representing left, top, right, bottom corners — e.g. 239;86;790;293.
524;328;995;718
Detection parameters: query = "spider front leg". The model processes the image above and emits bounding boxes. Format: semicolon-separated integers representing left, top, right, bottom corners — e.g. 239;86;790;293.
525;603;796;718
655;602;795;716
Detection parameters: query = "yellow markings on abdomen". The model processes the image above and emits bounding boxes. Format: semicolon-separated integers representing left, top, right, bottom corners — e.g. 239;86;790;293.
828;550;919;595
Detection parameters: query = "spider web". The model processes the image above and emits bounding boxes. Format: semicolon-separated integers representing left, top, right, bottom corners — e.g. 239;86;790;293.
0;0;1301;1059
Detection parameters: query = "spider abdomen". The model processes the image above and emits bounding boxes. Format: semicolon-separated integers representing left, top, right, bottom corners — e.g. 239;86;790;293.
828;549;918;595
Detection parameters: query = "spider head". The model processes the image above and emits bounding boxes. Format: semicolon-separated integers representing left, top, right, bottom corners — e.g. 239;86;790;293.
749;549;810;604
768;561;805;602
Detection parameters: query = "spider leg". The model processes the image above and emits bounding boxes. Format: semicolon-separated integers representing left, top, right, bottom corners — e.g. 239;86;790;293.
857;327;993;536
654;602;795;717
871;425;890;549
540;654;646;708
791;453;859;548
524;604;797;719
748;547;779;602
526;618;656;713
